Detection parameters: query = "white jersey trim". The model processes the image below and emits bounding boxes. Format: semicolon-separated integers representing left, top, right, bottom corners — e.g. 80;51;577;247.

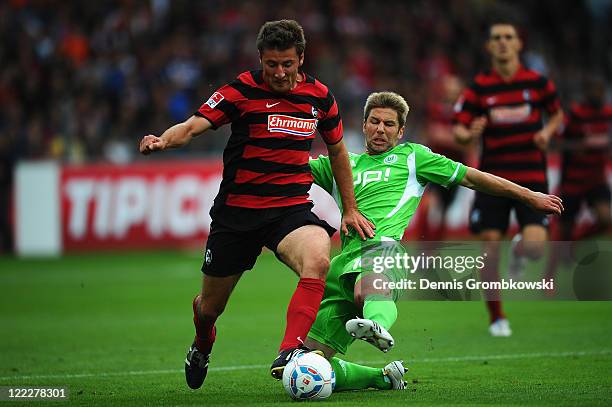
446;163;462;187
385;152;425;219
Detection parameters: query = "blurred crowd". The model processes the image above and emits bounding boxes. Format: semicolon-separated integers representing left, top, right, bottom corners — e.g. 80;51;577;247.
0;0;611;253
1;0;611;167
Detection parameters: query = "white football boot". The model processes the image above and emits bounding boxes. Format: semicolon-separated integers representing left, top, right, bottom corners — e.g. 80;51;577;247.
345;318;394;352
383;360;408;390
489;318;512;337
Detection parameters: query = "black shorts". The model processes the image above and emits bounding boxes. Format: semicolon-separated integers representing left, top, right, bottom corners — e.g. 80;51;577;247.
561;184;611;220
469;183;549;234
201;204;336;277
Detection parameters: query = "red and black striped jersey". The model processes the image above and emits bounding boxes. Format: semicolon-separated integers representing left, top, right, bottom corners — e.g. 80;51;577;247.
196;69;342;220
454;65;561;186
560;102;612;195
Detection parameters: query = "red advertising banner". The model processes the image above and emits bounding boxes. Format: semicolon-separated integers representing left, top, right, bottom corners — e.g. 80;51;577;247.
57;158;610;252
61;161;222;251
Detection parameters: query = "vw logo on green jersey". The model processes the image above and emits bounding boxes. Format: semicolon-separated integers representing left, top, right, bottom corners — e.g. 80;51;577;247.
384;154;398;164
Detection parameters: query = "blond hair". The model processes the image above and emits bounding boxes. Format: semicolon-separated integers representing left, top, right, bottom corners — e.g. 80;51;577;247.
363;92;410;128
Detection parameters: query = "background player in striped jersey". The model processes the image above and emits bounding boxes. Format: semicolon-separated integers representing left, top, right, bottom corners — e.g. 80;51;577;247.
138;20;374;389
302;91;563;391
453;21;564;336
420;74;475;241
545;76;612;280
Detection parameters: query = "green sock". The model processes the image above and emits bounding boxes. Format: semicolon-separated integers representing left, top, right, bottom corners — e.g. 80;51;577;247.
330;357;391;391
363;297;397;330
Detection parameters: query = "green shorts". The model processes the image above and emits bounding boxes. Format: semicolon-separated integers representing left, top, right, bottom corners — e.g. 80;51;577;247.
308;251;361;354
308;243;406;354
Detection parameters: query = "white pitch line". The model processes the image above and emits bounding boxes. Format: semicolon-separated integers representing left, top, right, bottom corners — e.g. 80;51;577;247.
0;350;609;382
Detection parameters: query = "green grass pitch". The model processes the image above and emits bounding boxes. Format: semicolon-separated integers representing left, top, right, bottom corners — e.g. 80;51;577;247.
0;250;610;406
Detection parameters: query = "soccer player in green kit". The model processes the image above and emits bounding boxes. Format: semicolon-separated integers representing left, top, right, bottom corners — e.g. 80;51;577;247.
303;91;564;391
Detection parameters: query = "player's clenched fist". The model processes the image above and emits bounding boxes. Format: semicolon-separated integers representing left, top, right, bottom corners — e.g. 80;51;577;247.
469;116;488;139
139;134;167;155
533;130;551;151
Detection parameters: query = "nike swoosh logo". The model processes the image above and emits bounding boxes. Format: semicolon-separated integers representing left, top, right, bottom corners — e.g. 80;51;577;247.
266;102;280;108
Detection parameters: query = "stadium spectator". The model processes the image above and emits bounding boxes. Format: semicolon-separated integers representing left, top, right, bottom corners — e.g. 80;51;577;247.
139;19;373;389
453;21;564;336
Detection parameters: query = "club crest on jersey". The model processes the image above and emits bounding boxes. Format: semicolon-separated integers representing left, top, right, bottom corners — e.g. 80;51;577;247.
311;106;319;118
523;90;531;101
384;154;398;164
205;92;224;108
268;114;317;136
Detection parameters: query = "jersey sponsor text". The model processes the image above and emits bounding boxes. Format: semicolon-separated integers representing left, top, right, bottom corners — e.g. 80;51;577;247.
268;114;317;136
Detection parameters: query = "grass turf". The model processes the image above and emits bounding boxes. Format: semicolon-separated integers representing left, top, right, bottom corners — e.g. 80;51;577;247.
0;250;610;406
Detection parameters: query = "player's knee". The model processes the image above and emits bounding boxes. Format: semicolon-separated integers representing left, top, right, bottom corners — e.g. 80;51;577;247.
480;231;502;244
481;239;501;257
301;253;330;279
523;241;546;260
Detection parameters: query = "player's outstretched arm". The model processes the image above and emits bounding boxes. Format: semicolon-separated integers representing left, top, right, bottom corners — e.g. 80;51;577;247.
139;115;213;155
460;167;564;215
326;141;375;240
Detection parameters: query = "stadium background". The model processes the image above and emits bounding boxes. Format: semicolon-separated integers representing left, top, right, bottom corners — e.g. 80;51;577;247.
1;0;610;164
2;0;612;254
0;1;611;405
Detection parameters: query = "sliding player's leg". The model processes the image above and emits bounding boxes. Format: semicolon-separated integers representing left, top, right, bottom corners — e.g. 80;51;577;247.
345;241;405;351
305;252;407;391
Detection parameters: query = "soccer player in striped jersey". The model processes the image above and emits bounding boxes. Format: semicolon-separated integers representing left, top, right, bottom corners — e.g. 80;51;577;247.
303;91;563;391
138;20;374;389
545;76;612;280
453;21;564;336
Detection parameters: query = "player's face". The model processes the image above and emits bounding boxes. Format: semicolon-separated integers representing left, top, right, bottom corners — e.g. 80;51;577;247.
487;25;522;62
260;47;304;93
363;107;404;154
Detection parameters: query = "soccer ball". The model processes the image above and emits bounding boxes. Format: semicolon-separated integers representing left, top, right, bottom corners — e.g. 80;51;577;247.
282;352;335;400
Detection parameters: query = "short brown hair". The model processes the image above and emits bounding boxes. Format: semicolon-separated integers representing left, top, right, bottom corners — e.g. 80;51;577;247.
487;18;520;39
256;20;306;56
363;92;410;129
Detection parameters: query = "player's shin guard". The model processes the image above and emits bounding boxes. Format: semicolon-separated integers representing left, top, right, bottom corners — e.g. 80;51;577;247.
192;295;216;353
363;297;398;331
330;357;391;391
279;278;325;351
